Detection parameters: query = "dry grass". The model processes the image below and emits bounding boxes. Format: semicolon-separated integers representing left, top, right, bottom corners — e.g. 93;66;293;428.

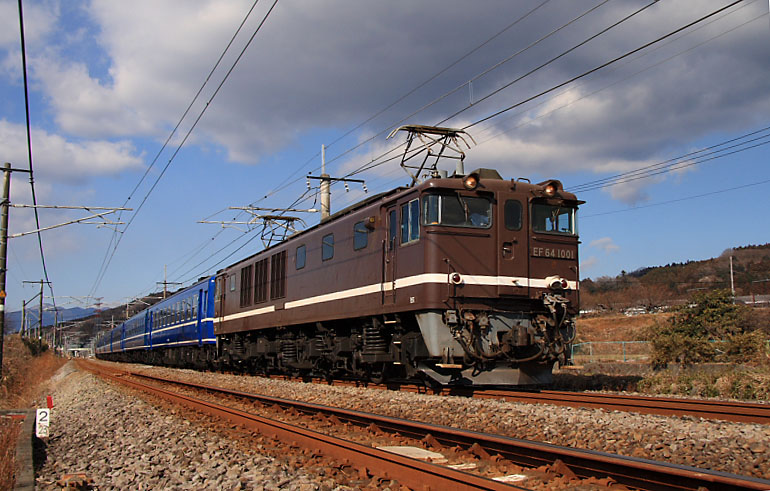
1;336;67;410
0;417;22;491
576;312;672;342
1;335;68;489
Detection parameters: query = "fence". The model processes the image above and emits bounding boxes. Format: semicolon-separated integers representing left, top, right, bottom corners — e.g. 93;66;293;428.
570;339;770;364
570;341;650;363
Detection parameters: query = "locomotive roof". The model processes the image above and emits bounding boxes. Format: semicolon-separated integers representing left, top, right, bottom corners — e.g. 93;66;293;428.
218;168;580;272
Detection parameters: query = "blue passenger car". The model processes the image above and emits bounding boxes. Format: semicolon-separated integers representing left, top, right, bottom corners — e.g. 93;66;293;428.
95;276;217;367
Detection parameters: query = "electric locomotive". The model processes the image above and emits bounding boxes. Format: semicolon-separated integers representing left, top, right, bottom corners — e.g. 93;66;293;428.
96;125;582;386
214;127;581;385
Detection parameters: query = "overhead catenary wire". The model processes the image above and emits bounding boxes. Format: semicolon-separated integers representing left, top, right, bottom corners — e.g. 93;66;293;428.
90;0;264;299
90;0;280;298
570;126;770;192
322;0;617;177
461;0;746;130
237;0;560;213
16;0;57;312
470;0;765;147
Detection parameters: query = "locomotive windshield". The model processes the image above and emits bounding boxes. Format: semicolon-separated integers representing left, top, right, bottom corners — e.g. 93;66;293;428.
532;203;577;235
423;193;492;229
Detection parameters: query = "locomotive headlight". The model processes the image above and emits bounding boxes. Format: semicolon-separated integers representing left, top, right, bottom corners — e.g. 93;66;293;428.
545;275;569;290
463;174;478;190
544;183;557;196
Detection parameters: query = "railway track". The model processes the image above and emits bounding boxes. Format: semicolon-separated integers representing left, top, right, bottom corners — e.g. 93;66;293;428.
80;360;770;491
266;375;770;425
468;389;770;425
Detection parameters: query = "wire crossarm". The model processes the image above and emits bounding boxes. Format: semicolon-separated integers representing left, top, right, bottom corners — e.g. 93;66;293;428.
387;125;476;187
9;205;131;238
199;207;309;248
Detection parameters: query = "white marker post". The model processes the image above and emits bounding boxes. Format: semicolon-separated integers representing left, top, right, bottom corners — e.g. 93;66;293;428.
35;408;51;438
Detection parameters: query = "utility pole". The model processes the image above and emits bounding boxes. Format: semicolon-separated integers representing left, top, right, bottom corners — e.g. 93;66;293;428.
157;265;181;299
23;280;50;350
730;255;735;302
0;163;11;376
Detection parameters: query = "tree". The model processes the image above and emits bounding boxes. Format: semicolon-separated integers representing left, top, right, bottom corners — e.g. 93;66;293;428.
646;289;764;366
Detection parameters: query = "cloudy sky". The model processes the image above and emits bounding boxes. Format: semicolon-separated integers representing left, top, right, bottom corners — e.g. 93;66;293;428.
1;0;768;314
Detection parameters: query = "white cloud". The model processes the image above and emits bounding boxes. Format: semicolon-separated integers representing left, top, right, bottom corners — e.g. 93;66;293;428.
580;256;598;272
589;237;620;253
0;119;143;184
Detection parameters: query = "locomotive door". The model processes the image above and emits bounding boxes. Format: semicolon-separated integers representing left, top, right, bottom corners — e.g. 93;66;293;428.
497;198;529;296
382;207;397;304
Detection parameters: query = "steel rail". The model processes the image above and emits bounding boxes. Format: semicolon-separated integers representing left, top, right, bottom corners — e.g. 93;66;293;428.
267;376;770;425
78;361;518;491
114;367;770;491
469;389;770;424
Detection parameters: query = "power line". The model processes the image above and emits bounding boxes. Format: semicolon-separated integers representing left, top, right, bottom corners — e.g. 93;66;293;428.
581;176;770;219
462;0;746;130
90;0;280;297
16;0;56;312
322;0;616;178
90;0;264;298
471;1;765;147
570;127;770;192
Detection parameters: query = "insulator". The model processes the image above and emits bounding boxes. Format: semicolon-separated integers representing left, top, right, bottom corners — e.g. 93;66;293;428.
306;179;311;190
344;182;349;192
362;183;368;193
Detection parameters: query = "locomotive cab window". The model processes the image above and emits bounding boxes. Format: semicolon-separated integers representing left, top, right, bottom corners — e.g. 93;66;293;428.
423;193;492;229
353;221;369;250
531;203;577;235
400;198;420;244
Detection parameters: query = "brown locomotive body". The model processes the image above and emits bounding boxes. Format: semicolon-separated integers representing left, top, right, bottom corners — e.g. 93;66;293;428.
215;168;581;386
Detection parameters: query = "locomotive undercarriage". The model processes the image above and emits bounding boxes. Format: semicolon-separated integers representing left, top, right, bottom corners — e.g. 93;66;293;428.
215;294;575;386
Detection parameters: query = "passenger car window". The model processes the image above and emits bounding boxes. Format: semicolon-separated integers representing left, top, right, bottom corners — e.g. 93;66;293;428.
296;244;306;269
322;233;334;260
504;200;522;230
353;221;368;250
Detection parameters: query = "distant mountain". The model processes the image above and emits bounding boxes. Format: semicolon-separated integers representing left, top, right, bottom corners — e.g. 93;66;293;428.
581;243;770;310
4;305;95;334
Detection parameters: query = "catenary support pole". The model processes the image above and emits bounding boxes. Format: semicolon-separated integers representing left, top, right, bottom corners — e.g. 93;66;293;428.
0;163;11;376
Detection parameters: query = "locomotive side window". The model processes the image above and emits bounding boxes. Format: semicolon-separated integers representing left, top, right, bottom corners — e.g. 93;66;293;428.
422;194;491;229
400;198;420;244
322;233;334;260
295;245;306;269
229;274;236;292
270;250;287;299
504;200;522;230
353;221;368;250
254;258;269;303
531;203;577;235
240;264;253;307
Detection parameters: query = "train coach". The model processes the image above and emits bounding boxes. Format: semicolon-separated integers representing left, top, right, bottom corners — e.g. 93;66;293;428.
213;167;582;385
95;276;217;366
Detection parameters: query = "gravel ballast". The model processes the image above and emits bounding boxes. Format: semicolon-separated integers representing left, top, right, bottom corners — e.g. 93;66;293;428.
34;362;331;490
34;360;770;489
130;362;770;480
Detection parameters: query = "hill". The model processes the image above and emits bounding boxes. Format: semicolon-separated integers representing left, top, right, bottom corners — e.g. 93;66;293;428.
580;243;770;311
